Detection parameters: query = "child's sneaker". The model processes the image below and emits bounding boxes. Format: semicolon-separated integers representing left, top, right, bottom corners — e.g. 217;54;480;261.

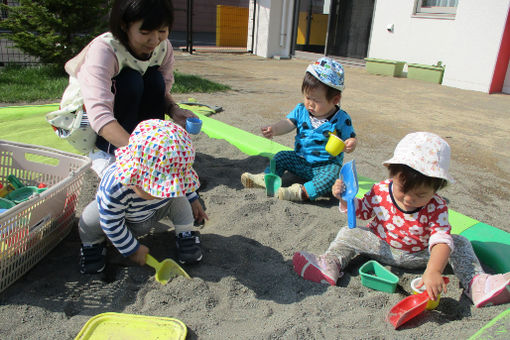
467;273;510;307
80;242;106;274
176;231;203;264
241;172;266;188
278;183;303;201
293;251;341;286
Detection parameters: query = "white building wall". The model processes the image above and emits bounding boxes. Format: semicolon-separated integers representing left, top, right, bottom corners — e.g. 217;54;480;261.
248;0;294;58
368;0;510;93
504;63;510;94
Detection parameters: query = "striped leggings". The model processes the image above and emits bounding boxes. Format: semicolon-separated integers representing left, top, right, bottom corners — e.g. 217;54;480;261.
270;151;341;200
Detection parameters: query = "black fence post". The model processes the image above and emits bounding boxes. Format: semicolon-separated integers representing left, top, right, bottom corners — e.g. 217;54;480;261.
186;0;194;54
249;0;256;53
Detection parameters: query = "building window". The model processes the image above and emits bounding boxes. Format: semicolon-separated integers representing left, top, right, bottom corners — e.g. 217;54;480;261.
414;0;458;18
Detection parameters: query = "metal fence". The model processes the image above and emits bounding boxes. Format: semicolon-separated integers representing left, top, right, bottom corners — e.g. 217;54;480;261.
171;0;252;54
0;0;253;65
1;0;40;65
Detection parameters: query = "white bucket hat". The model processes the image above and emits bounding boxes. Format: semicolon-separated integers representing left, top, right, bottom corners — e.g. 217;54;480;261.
383;132;454;182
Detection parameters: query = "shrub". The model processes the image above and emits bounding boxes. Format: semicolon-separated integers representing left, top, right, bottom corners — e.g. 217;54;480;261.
0;0;110;69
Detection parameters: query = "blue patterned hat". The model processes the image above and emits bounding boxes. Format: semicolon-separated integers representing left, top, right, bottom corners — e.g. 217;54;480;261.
306;57;345;91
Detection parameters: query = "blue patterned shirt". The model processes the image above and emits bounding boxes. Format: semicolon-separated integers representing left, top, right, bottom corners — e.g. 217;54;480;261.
286;103;356;164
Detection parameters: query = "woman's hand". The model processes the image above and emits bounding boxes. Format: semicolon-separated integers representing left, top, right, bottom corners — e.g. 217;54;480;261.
191;199;209;224
170;105;196;128
129;244;149;266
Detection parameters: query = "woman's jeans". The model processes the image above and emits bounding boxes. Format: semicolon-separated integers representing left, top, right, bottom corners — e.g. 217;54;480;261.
95;66;167;154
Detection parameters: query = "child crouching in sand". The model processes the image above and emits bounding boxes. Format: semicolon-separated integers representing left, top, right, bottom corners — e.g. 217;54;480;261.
78;119;206;274
293;132;510;308
241;57;357;202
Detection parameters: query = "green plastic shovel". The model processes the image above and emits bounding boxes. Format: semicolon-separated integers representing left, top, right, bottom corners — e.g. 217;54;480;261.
264;158;282;196
145;254;191;284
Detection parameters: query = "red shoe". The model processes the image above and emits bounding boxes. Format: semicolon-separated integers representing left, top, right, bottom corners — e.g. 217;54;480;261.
292;251;341;286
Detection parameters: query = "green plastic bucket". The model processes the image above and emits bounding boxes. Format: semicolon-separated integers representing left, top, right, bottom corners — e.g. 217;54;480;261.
359;260;399;293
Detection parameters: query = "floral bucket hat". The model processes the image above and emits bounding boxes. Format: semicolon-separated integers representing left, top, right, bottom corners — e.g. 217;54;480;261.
383;131;454;182
114;119;199;198
306;57;345;91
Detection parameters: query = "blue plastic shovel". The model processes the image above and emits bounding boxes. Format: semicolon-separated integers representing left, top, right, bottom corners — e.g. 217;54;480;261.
340;160;359;229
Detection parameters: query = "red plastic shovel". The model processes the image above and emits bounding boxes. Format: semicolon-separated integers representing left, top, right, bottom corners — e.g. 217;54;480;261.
387;291;429;329
387;277;450;329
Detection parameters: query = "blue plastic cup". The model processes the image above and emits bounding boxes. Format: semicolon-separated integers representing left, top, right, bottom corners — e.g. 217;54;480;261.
186;117;202;134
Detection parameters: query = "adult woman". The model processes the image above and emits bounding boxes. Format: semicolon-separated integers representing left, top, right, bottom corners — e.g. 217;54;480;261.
72;0;208;273
66;0;193;174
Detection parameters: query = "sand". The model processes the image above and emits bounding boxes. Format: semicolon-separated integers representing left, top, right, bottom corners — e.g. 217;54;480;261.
1;52;509;339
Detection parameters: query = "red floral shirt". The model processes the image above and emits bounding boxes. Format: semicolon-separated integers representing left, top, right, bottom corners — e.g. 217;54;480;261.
356;179;451;253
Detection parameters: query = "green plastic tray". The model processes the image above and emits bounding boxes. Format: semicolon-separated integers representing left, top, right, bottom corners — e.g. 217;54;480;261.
359;260;399;293
0;197;15;209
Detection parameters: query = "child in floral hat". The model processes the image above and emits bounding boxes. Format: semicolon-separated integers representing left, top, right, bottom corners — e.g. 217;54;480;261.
293;132;510;308
78;119;206;274
241;57;357;201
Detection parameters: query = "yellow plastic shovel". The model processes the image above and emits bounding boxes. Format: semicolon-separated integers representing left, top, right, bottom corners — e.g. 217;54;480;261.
145;254;191;284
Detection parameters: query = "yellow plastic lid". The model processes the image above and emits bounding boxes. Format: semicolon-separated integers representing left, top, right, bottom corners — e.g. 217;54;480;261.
75;312;187;340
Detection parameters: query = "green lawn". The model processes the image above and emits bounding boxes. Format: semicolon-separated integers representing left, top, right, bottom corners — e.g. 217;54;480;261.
0;64;230;103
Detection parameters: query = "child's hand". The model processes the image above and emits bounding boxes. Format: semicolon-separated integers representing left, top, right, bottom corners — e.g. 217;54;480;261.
332;179;345;199
191;199;209;224
129;244;149;266
332;179;348;211
261;125;274;139
421;270;448;301
344;138;357;153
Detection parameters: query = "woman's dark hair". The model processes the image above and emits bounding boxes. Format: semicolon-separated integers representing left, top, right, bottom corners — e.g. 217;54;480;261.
388;164;448;193
301;72;341;101
110;0;174;48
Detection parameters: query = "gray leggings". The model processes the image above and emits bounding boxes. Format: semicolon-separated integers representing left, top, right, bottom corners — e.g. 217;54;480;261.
78;197;194;245
326;226;484;288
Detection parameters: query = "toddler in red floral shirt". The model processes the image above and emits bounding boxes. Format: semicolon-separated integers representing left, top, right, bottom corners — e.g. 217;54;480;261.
293;132;510;308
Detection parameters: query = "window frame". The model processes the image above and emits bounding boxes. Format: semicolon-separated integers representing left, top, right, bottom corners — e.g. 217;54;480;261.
413;0;457;19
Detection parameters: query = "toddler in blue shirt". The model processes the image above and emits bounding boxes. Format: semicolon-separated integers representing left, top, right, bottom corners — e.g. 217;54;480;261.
242;57;357;201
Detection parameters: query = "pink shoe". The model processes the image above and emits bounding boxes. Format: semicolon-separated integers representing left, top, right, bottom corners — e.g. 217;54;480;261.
292;251;341;286
467;273;510;308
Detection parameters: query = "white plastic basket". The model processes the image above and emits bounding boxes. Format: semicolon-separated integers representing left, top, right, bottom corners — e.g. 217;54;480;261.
0;140;91;293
